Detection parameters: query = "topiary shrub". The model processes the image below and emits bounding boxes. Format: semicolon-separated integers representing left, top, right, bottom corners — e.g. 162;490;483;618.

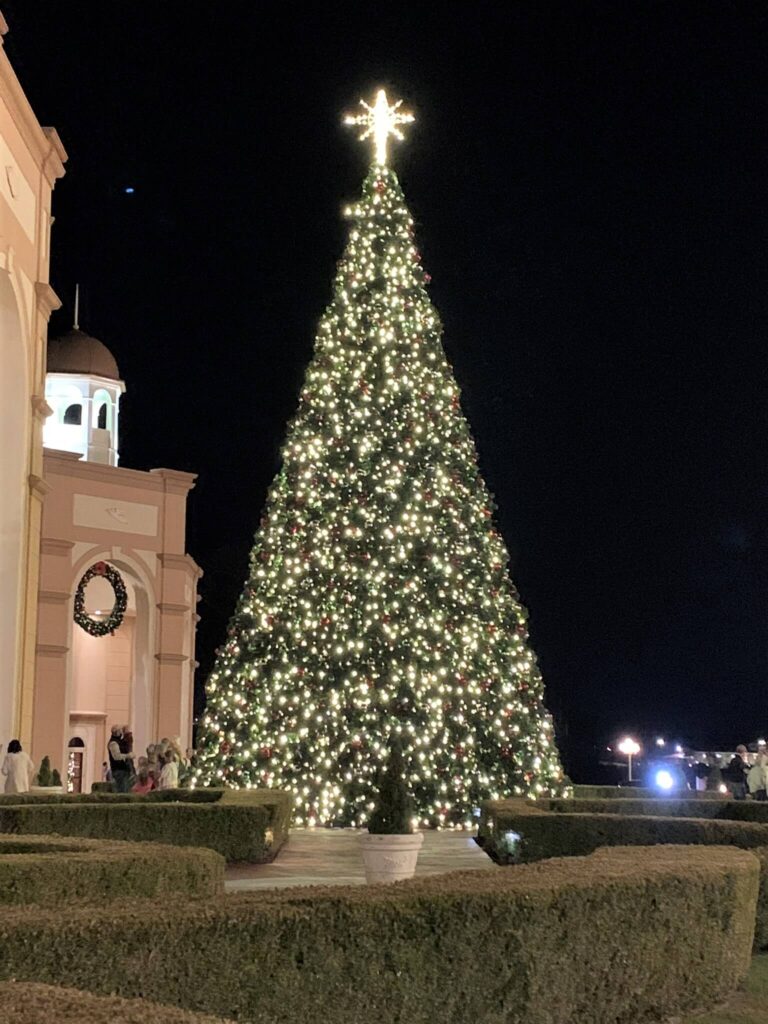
34;757;61;788
367;736;411;834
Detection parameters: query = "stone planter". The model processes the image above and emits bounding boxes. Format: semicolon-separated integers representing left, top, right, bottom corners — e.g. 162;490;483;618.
360;831;424;884
29;785;65;795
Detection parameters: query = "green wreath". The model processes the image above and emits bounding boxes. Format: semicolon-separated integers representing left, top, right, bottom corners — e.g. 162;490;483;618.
74;561;127;637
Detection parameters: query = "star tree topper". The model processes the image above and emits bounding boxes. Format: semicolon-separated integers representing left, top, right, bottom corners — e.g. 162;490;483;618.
344;88;414;165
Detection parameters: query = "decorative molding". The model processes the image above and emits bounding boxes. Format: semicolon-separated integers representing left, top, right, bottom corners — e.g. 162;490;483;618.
158;552;196;572
40;537;75;555
69;710;108;719
149;467;198;495
36;642;69;657
155;652;188;665
31;393;52;420
34;279;61;317
28;473;51;499
156;602;189;614
38;589;70;605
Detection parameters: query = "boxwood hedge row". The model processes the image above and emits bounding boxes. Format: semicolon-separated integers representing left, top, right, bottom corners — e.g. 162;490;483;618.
0;834;224;905
0;846;757;1024
0;789;292;863
478;800;768;949
572;785;721;800
547;796;768;822
0;983;231;1024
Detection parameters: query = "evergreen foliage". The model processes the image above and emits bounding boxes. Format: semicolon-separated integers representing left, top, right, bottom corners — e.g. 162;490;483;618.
198;161;566;825
367;736;411;834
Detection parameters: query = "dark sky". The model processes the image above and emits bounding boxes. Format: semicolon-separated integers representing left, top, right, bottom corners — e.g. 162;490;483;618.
7;1;768;777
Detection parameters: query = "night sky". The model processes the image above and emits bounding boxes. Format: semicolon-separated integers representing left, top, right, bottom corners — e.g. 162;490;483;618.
7;1;768;778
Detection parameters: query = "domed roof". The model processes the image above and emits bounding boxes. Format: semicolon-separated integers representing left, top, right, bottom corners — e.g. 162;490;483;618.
47;329;121;381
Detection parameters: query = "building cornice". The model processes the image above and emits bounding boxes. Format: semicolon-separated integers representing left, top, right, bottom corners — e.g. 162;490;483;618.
0;44;67;180
43;450;188;492
31;393;53;421
36;643;69;657
35;280;61;318
158;552;203;578
40;537;75;556
39;590;70;605
28;473;51;499
155;652;189;665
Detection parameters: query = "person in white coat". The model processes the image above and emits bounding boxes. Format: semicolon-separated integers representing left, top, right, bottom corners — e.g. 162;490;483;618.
748;754;768;801
1;740;35;794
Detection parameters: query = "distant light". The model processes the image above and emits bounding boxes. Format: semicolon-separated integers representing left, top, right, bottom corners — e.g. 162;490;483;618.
759;739;767;747
655;737;665;747
719;784;728;794
655;769;675;791
504;830;521;852
124;187;135;194
675;744;684;754
618;737;641;756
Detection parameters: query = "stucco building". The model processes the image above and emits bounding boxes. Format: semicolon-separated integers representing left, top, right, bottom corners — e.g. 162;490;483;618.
36;328;202;790
0;12;66;749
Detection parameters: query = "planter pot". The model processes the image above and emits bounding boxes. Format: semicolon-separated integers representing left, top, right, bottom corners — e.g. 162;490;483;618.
360;831;424;884
29;786;65;795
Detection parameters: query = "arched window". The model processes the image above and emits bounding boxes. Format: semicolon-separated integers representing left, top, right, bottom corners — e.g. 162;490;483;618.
68;736;85;748
97;403;108;429
63;403;82;425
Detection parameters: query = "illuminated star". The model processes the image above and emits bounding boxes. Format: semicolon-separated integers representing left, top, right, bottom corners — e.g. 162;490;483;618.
344;88;414;165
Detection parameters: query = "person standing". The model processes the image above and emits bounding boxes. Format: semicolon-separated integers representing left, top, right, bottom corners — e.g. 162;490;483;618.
107;725;132;793
1;740;35;794
726;745;750;800
748;754;768;801
157;750;179;790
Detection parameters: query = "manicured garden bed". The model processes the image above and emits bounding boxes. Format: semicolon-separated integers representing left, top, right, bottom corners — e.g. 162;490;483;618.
547;796;768;822
478;799;768;949
0;788;292;863
0;834;223;904
0;845;757;1024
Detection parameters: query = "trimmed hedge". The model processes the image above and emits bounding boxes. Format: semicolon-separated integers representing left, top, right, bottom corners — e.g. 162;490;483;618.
573;784;721;800
0;803;269;862
0;846;756;1023
0;834;223;904
548;796;768;822
478;801;768;950
0;788;292;863
0;983;232;1023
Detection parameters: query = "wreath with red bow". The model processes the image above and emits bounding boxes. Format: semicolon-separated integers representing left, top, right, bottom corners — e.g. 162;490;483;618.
74;561;127;637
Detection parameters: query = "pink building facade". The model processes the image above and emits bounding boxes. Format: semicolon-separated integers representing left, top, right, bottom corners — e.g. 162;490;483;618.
35;332;201;791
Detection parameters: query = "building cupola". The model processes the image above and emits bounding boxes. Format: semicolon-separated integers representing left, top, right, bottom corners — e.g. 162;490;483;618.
44;311;125;465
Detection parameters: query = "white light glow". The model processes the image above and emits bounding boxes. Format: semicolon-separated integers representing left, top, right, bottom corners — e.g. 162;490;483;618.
655;769;675;791
344;88;414;165
618;737;641;756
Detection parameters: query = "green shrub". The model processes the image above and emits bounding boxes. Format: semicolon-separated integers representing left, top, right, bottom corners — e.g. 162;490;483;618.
368;736;411;834
572;785;722;800
0;802;273;862
0;846;756;1024
0;834;223;904
0;982;232;1023
478;801;768;950
90;782;113;793
548;797;768;822
33;756;62;788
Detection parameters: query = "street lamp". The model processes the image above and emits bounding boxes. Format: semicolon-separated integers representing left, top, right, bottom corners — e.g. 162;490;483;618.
618;736;641;782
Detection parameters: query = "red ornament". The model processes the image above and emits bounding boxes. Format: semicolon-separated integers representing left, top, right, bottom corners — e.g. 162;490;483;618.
93;561;108;576
219;741;231;755
375;180;386;193
423;273;432;284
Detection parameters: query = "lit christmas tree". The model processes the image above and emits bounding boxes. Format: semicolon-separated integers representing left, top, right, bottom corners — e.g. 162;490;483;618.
197;89;567;826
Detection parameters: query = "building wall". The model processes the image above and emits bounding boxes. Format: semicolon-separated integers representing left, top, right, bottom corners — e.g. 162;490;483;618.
0;15;66;748
34;450;201;788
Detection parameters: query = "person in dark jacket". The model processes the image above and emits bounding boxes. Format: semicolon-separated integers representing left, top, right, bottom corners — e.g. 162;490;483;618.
725;745;750;800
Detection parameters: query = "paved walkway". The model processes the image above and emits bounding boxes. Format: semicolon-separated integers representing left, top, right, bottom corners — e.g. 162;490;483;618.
226;828;494;890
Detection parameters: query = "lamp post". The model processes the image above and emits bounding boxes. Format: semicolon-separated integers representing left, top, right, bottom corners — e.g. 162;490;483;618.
618;737;641;783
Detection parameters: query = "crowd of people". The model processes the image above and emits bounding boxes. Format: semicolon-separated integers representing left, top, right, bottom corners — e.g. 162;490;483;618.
104;725;195;793
721;745;768;801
